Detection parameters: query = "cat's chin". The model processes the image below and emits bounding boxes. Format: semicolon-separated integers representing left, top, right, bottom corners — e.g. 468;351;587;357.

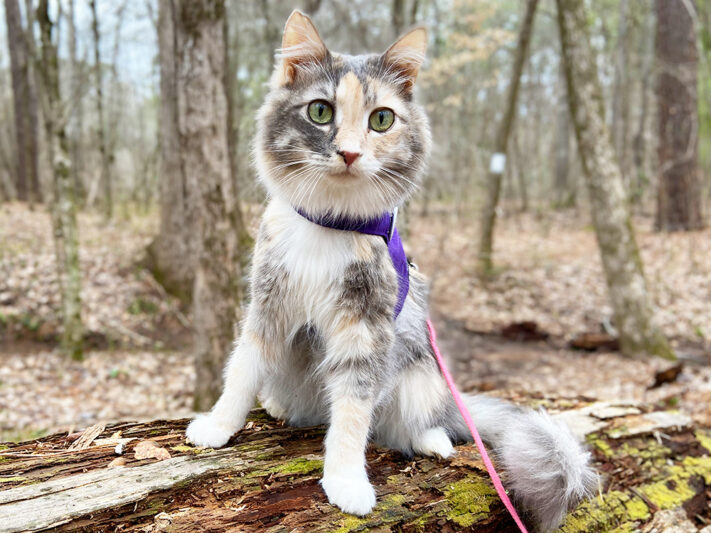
326;170;361;181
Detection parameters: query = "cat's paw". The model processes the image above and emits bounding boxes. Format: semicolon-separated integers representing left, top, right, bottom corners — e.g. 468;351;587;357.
321;474;376;516
186;414;235;448
413;427;454;459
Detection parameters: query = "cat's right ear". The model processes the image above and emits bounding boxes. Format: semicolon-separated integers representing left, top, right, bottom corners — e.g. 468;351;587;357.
276;10;327;86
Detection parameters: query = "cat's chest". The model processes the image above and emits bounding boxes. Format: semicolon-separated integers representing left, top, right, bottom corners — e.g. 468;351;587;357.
261;200;379;305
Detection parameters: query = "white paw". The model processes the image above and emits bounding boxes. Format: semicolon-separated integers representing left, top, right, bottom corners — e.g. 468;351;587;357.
413;427;454;459
321;474;376;516
185;414;235;448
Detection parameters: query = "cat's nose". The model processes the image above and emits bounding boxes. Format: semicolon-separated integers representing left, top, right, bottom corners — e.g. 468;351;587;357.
337;150;361;167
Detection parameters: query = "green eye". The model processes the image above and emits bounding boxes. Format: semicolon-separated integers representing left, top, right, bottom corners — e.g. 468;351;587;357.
369;108;395;132
307;100;334;124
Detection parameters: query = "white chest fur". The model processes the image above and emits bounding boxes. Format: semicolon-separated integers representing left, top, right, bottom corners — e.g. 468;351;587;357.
261;198;374;322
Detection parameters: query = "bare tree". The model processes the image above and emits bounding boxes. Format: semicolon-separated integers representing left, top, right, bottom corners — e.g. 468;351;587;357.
37;0;84;359
556;0;674;359
153;0;248;409
476;0;539;275
146;0;194;300
5;0;40;203
655;0;704;231
90;0;113;219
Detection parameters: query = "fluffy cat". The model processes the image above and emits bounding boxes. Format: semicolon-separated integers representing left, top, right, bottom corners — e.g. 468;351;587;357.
186;10;596;531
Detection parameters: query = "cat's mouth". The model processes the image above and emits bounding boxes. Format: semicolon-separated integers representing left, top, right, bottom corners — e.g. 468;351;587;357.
329;169;360;180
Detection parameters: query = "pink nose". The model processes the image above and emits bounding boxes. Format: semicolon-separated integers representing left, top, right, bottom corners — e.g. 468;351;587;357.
338;151;361;167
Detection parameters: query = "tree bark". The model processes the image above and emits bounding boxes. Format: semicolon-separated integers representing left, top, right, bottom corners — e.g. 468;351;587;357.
90;0;112;220
654;0;704;231
67;0;85;204
476;0;539;276
610;0;630;183
0;403;705;532
632;7;654;203
555;0;674;360
5;0;32;202
554;63;573;208
145;0;194;301
36;0;83;360
176;0;247;410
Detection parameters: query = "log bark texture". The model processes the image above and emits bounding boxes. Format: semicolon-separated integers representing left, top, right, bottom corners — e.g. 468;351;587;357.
1;403;709;532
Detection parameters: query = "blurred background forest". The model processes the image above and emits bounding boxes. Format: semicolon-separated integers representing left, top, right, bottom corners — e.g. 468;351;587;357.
1;0;711;442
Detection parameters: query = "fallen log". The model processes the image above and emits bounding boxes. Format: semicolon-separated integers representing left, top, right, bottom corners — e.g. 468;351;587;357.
1;401;710;532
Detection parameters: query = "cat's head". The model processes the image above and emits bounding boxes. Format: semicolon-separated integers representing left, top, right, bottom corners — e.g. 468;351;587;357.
255;10;431;220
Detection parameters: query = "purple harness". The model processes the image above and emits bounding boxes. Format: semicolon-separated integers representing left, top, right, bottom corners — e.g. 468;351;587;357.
295;207;410;318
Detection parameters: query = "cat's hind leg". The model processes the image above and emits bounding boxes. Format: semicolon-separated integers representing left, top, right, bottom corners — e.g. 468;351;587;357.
411;426;454;459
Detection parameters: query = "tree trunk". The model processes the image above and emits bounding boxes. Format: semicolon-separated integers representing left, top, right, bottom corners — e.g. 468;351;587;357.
655;0;704;231
476;0;539;276
23;0;41;205
391;0;405;38
145;0;194;301
632;7;654;204
177;0;247;411
555;0;674;360
36;0;83;360
67;0;85;204
610;0;630;183
554;63;573;208
90;0;112;220
0;402;705;532
5;0;30;202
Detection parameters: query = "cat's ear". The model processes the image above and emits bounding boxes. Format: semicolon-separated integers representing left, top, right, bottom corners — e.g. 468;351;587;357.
277;10;328;85
381;27;428;92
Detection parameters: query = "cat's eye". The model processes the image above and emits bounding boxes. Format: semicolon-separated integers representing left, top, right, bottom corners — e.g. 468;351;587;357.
307;100;334;124
369;108;395;132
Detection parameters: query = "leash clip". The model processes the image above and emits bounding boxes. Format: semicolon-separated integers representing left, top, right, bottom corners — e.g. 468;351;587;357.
388;207;398;242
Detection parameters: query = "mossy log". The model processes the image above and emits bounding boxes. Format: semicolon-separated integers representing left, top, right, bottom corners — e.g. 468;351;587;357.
1;402;710;532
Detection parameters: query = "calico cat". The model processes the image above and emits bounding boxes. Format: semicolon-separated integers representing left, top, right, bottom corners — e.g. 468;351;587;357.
186;10;596;531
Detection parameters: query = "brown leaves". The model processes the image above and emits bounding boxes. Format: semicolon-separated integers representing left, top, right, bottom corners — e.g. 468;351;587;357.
134;440;171;461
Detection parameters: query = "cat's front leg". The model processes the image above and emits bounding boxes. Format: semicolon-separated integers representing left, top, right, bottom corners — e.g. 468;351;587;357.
320;317;393;516
186;325;266;448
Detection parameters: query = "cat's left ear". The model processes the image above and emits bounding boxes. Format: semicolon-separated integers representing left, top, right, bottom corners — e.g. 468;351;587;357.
277;10;328;86
382;27;428;92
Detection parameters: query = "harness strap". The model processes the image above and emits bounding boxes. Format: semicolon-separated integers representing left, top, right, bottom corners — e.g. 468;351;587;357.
426;319;529;533
294;207;409;317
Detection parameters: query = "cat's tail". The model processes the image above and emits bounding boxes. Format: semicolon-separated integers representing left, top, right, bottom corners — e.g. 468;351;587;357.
448;394;597;532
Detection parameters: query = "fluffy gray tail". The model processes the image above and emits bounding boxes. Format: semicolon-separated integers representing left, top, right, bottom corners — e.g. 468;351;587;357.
448;395;597;531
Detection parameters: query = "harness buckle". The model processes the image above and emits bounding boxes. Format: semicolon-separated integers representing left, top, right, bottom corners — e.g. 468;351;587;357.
388;207;398;242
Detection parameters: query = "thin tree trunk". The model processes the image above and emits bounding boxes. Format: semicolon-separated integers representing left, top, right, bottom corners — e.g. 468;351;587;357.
23;0;41;205
632;7;654;203
392;0;405;38
5;0;30;202
146;0;194;301
476;0;539;275
611;0;630;182
37;0;84;360
654;0;704;231
177;0;247;410
90;0;112;220
554;63;572;207
555;0;674;360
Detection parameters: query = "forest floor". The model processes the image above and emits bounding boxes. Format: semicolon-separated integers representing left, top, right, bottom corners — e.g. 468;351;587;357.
1;201;711;441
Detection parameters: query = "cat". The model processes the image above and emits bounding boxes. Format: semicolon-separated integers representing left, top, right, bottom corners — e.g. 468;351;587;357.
186;10;596;531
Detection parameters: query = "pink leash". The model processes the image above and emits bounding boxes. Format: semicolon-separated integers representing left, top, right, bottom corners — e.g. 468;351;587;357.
426;319;529;533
